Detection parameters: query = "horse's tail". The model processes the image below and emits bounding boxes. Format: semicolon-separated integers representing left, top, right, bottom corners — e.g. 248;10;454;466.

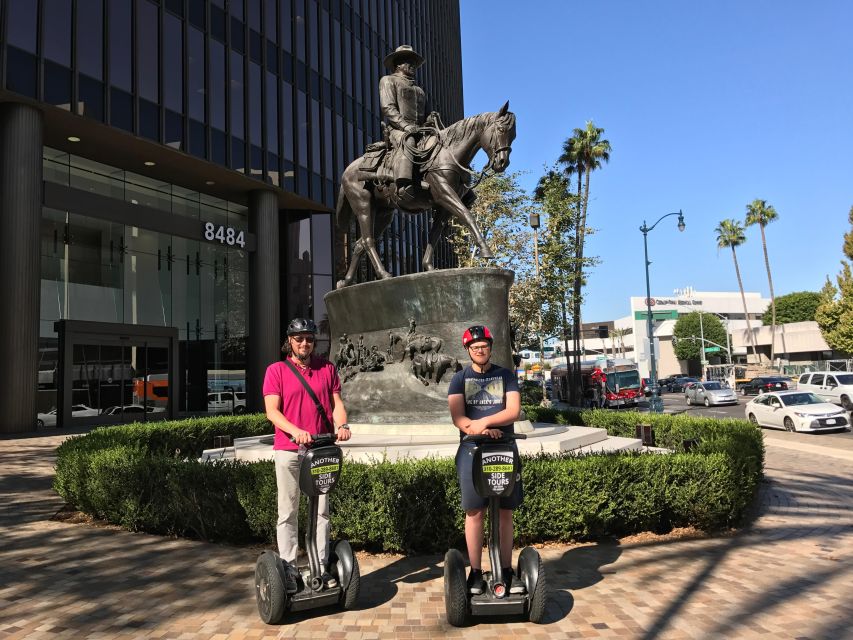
335;184;352;229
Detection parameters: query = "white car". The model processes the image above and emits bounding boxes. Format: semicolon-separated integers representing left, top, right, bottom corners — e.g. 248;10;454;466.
684;381;738;406
37;404;100;428
796;372;853;410
101;404;166;417
744;391;850;433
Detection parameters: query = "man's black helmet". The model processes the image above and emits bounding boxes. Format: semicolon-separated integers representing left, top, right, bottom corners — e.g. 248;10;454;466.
287;317;317;336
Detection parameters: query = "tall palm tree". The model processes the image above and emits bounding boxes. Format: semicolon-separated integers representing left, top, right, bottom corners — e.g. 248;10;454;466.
745;199;779;364
558;121;611;403
716;219;759;361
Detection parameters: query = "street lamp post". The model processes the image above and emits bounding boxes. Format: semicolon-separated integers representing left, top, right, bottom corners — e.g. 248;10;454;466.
529;212;548;405
640;210;686;413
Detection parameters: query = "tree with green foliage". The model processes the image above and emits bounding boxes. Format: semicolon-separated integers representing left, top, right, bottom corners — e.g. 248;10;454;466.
672;312;729;361
446;172;540;350
558;122;611;394
816;207;853;354
745;199;779;362
715;219;759;360
535;169;584;402
763;291;822;325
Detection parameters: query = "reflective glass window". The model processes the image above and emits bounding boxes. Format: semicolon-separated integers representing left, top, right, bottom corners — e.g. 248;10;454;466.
248;62;262;145
189;0;205;29
248;0;261;31
76;0;104;79
165;109;184;149
44;60;72;109
308;0;318;71
138;99;159;141
79;75;105;121
264;0;277;44
108;0;132;91
280;0;292;52
296;90;308;167
230;0;244;19
189;119;206;158
265;72;279;154
163;14;184;113
188;27;206;121
323;106;333;177
110;87;133;131
6;1;37;52
210;40;226;129
311;99;321;173
211;3;227;42
333;20;341;87
282;81;294;161
136;0;160;102
43;0;72;65
321;8;331;80
230;52;245;138
211;129;227;165
311;214;332;275
295;0;306;61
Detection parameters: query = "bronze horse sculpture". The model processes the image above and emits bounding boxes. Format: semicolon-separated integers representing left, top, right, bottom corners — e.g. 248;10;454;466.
336;102;516;288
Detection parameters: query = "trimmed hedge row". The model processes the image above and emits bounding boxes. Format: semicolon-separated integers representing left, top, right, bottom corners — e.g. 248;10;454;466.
53;408;764;552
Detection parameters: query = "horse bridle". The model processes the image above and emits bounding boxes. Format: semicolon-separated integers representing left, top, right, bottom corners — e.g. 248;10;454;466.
404;115;511;189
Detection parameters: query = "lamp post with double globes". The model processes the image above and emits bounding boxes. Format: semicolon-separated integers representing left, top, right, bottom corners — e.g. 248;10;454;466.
640;211;686;413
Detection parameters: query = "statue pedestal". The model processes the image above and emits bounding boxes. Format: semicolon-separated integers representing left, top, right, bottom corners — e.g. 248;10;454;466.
324;268;514;424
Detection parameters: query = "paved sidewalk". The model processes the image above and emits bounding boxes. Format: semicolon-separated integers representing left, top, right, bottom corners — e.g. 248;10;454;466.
2;428;853;639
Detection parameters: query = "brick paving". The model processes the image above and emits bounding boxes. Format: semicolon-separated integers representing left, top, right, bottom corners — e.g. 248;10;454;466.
1;428;853;639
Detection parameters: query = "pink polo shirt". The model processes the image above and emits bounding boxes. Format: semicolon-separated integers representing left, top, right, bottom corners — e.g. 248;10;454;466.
262;357;341;451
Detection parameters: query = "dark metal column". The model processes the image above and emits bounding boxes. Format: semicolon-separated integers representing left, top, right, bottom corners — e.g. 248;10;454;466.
0;103;43;433
248;190;280;412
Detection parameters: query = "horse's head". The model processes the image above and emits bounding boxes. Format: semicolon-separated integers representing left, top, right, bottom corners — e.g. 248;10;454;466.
482;101;516;173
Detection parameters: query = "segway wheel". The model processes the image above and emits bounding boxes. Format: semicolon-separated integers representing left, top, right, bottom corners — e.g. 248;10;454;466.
443;549;469;627
340;554;360;610
524;551;548;624
255;552;287;624
330;540;360;610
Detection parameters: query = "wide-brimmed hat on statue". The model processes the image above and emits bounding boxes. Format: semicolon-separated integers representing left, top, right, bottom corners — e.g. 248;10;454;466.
383;45;424;70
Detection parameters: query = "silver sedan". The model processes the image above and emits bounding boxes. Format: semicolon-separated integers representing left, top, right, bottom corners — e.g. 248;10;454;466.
685;381;739;407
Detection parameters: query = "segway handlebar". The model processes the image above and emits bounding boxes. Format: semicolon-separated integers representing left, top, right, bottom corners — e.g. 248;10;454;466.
462;432;527;444
288;432;339;446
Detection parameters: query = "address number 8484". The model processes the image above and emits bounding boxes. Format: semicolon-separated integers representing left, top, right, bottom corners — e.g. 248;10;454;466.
204;222;246;248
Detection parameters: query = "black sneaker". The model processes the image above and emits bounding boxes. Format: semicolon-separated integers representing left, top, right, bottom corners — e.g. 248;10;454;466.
282;563;298;594
507;568;526;595
321;571;338;589
467;569;485;595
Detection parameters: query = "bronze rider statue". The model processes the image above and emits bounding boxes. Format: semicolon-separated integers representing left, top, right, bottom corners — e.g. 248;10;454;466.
378;45;440;202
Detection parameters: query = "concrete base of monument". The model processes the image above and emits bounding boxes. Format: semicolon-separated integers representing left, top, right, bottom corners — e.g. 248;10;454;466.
201;422;646;463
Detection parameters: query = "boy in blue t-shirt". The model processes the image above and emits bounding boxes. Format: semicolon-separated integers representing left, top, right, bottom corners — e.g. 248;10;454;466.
447;325;524;596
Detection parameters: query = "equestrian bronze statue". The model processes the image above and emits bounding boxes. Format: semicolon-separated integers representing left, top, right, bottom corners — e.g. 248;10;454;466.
335;45;516;288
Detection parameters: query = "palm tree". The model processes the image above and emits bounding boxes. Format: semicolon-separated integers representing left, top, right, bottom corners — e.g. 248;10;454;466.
745;199;779;364
715;219;759;361
558;121;611;403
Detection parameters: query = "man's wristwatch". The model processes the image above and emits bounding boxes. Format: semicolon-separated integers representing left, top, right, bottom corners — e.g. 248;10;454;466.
337;423;350;430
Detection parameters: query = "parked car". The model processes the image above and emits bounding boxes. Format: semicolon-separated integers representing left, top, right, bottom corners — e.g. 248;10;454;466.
744;391;849;432
739;376;789;396
36;404;100;428
685;381;738;407
208;391;247;414
668;376;700;393
796;372;853;410
101;404;165;416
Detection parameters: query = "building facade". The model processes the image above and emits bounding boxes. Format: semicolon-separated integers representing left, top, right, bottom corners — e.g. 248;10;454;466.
0;0;463;433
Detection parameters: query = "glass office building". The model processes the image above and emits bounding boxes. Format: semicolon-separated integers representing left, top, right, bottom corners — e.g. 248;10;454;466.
0;0;463;433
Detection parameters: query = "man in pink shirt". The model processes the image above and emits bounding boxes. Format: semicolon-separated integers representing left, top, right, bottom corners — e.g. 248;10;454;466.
263;317;351;593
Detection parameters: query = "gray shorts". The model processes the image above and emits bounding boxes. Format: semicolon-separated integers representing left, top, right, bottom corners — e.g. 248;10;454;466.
455;441;523;512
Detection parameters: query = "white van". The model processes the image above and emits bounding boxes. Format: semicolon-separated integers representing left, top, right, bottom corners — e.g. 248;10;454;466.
797;372;853;410
208;391;247;414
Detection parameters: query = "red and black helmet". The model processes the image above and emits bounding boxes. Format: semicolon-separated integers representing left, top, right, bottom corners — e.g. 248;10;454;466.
462;325;493;348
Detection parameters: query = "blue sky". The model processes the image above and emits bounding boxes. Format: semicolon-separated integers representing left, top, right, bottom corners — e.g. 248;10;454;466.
458;0;853;322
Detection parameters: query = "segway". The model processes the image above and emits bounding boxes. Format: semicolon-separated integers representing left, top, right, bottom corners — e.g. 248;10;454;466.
254;434;359;624
444;432;548;626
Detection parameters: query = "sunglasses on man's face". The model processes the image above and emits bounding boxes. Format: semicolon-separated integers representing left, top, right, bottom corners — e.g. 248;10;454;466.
291;335;315;344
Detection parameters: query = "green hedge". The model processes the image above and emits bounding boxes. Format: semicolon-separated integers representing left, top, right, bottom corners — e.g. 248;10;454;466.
54;408;764;552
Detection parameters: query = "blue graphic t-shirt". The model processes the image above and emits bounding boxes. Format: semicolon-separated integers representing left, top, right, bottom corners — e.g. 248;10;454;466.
447;364;519;440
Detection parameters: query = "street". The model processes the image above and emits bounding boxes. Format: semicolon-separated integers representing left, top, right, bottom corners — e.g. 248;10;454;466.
656;391;853;439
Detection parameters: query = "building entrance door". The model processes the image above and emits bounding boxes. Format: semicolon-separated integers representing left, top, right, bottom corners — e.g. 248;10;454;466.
55;321;179;427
